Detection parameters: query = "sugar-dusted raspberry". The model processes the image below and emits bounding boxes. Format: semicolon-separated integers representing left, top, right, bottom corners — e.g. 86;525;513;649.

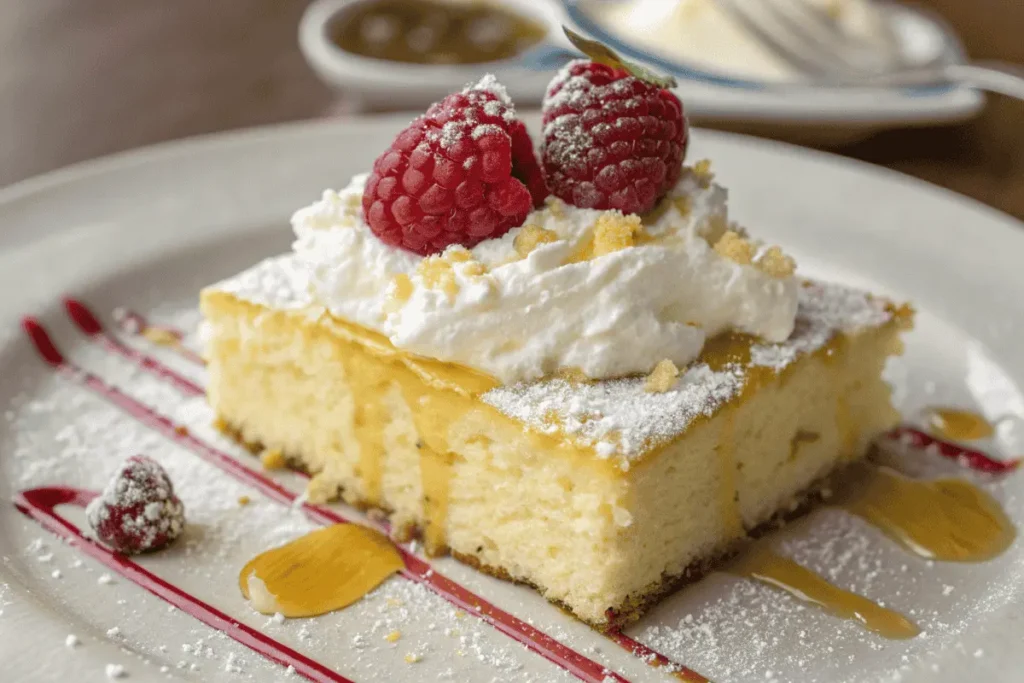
86;455;185;555
541;57;687;215
362;75;547;256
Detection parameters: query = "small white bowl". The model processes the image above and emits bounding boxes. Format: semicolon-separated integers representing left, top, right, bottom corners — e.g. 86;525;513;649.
298;0;573;110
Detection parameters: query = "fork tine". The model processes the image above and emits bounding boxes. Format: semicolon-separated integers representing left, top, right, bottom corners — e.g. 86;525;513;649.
713;0;848;77
774;0;894;71
756;0;871;73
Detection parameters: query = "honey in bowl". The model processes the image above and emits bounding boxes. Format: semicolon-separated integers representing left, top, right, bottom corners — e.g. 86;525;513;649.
328;0;548;65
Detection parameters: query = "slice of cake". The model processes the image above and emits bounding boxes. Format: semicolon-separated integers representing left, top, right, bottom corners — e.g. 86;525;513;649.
201;66;912;629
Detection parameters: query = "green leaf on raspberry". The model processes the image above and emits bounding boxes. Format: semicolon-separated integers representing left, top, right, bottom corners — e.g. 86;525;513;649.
562;25;678;89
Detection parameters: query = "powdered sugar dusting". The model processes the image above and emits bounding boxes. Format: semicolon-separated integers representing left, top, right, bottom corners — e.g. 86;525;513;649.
484;364;744;463
750;282;892;372
467;73;512;109
484;281;894;461
5;318;585;682
424;74;518;151
207;255;312;311
540;59;639;171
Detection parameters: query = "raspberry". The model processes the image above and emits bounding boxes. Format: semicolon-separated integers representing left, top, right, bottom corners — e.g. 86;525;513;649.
362;76;546;256
86;455;185;555
541;59;688;215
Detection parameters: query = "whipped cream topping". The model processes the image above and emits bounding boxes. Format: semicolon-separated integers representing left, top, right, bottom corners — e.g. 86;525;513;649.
291;164;799;385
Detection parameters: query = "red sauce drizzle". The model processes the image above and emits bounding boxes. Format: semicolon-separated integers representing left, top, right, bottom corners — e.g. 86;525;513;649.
607;629;709;682
63;299;205;396
886;425;1021;474
14;486;354;683
110;305;206;366
21;311;634;683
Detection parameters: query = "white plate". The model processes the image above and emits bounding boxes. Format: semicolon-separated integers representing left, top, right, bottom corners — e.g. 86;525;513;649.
2;116;1024;683
299;0;983;145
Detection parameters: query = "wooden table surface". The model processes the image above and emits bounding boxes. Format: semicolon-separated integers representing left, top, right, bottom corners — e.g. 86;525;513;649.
2;0;1022;219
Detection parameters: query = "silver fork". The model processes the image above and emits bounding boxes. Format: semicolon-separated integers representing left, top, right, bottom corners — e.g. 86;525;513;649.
713;0;1024;100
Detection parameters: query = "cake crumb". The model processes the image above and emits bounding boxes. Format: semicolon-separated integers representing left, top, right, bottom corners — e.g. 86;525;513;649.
142;327;179;347
644;360;679;393
692;158;714;186
461;261;487;277
259;449;287;470
237;495;250;506
305;473;337;504
105;663;126;679
385;630;402;643
442;246;472;263
591;212;642;258
755;245;796;278
513;225;558;258
98;574;114;585
65;634;79;648
546;196;566;219
384;274;414;314
674;195;692;217
173;425;189;437
51;569;62;579
417;257;459;300
714;231;755;265
404;653;422;664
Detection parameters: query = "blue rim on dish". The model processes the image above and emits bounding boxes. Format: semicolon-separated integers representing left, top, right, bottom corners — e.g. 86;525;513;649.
560;0;956;96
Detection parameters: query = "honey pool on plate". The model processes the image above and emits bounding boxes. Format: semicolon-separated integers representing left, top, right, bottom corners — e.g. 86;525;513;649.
329;0;547;65
235;459;1016;638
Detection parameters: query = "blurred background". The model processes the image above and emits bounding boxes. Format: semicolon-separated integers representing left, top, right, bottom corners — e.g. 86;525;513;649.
1;0;1021;219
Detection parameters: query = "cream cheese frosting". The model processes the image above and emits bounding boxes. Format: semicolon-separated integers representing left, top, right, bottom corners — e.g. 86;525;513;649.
291;163;799;385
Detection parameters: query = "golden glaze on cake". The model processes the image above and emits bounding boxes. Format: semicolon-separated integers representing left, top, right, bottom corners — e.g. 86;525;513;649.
200;254;911;627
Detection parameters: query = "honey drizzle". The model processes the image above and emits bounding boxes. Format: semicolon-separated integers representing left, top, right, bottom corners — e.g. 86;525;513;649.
419;443;455;556
925;407;995;442
730;547;920;639
341;352;389;504
716;408;743;537
239;524;404;618
835;463;1016;562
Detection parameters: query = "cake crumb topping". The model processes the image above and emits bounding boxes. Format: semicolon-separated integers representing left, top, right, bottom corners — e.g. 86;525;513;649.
417;257;460;299
692;158;714;186
305;473;336;504
384;274;414;315
443;246;473;263
513;225;558;258
644;359;680;393
715;231;795;279
592;212;643;258
260;449;286;470
755;246;797;278
714;230;755;265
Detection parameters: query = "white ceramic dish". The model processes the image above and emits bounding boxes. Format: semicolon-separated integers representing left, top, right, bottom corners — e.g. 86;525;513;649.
2;116;1024;682
299;0;983;144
